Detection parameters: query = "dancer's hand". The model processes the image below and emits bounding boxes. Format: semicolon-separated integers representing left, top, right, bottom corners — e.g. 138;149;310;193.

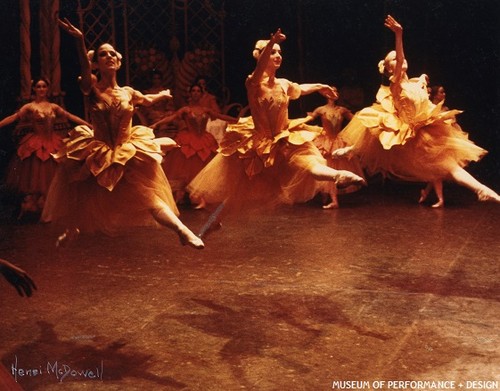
58;17;83;39
384;15;402;34
159;89;172;99
271;28;286;44
319;86;336;99
0;259;37;297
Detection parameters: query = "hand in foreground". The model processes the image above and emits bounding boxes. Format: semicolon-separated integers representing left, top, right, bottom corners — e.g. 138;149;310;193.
58;17;83;39
159;89;173;99
0;259;37;297
271;28;286;44
319;86;336;99
384;15;402;34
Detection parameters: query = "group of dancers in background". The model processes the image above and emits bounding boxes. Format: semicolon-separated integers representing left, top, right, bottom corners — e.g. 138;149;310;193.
1;14;499;251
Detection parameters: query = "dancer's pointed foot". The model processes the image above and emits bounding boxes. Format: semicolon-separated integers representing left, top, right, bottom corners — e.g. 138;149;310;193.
418;189;429;204
322;201;339;209
193;199;206;210
431;200;444;208
178;229;205;249
332;145;354;159
56;228;80;248
190;195;207;210
477;187;500;203
333;170;366;188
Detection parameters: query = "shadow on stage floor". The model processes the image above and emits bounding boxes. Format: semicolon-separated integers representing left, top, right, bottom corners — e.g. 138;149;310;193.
0;181;499;390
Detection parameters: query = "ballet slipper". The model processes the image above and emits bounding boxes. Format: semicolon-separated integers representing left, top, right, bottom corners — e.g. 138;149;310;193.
322;202;339;209
190;196;207;210
193;199;206;210
56;228;80;248
178;229;205;249
431;200;444;208
418;189;429;204
477;187;500;203
331;145;354;159
333;170;366;188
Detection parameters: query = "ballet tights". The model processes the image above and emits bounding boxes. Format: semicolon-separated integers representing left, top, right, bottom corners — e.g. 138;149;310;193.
151;207;205;249
450;167;500;203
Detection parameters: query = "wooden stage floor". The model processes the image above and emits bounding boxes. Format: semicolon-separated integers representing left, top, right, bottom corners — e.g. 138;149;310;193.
0;182;499;390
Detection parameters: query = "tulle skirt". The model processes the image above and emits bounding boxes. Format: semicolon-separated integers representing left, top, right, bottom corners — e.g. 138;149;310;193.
5;132;63;195
341;117;487;182
42;154;178;235
41;125;178;235
187;140;326;213
162;129;218;196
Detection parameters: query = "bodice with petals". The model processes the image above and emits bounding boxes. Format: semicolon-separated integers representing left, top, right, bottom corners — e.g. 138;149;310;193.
218;78;320;177
28;106;57;138
89;87;136;147
16;102;63;161
182;109;210;134
389;75;436;126
354;75;461;150
247;79;290;138
54;85;175;191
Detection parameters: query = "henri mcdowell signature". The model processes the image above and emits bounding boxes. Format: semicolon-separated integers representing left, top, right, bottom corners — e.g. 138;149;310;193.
11;355;104;383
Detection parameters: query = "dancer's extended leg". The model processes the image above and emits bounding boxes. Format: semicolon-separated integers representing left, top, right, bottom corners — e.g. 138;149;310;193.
151;207;205;249
309;164;366;188
450;167;500;203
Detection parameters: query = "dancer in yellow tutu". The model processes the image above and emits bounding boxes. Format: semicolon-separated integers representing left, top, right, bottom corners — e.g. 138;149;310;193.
337;15;500;206
41;18;204;249
187;28;365;227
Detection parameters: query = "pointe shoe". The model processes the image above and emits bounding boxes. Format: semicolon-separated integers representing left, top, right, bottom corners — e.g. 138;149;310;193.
332;145;354;159
477;187;500;203
193;199;206;210
418;189;429;204
190;195;207;210
431;200;444;208
322;202;339;209
333;170;366;188
56;228;80;248
178;229;205;249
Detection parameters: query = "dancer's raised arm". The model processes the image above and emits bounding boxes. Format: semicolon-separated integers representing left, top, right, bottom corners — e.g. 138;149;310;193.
383;15;405;94
248;28;286;83
58;17;93;93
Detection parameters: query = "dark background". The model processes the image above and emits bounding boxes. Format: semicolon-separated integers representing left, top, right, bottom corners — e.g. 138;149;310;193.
0;0;498;184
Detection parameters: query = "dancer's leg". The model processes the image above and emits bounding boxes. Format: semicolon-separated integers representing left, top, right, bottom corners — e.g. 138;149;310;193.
151;207;205;249
309;163;365;187
332;145;354;158
450;167;500;203
323;184;339;209
419;182;433;204
431;180;444;208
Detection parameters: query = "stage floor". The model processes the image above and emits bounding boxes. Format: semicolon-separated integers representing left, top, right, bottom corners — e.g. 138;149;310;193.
0;182;499;390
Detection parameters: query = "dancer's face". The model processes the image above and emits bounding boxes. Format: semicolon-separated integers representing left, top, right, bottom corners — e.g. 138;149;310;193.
434;86;446;103
269;44;282;69
33;80;49;98
190;85;203;102
97;44;121;71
